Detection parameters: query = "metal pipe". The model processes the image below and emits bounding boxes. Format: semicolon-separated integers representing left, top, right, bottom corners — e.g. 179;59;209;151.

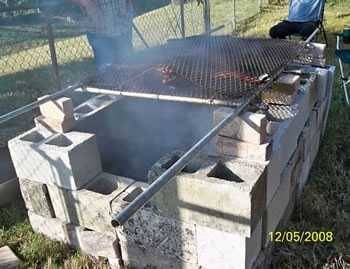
46;22;61;90
81;86;241;107
0;83;82;125
111;74;277;227
305;28;320;43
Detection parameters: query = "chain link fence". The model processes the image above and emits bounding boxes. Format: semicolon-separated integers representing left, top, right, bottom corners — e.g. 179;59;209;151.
0;0;281;143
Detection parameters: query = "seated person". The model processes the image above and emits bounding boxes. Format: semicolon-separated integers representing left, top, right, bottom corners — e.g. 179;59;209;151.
270;0;325;40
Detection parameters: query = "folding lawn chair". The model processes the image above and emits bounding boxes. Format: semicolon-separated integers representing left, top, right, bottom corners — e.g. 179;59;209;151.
287;0;328;44
335;28;350;106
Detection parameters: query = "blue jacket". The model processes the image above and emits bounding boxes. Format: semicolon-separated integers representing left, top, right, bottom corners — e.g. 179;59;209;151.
287;0;325;22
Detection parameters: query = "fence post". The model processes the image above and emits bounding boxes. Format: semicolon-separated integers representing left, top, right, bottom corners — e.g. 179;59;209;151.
204;0;211;33
46;22;61;90
180;0;185;37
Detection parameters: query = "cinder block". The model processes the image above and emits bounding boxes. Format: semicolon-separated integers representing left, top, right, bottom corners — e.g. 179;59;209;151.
116;190;198;268
266;121;280;137
28;212;122;261
266;78;317;205
197;218;262;269
19;178;55;218
38;96;74;120
148;153;267;237
216;136;272;162
47;172;134;234
265;160;294;246
273;74;301;94
298;155;311;196
28;211;68;242
8;129;102;190
35;115;76;133
0;246;21;269
213;108;267;144
74;95;122;121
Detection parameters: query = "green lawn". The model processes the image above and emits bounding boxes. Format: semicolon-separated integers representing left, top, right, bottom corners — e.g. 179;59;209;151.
1;0;350;268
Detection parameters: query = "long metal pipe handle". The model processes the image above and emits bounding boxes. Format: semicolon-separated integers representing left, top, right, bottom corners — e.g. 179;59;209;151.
0;83;82;125
111;92;258;227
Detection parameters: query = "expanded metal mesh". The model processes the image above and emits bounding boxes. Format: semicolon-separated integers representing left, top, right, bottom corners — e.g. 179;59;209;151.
89;36;308;104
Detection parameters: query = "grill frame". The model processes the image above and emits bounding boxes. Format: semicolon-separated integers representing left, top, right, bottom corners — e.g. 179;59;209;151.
86;36;313;106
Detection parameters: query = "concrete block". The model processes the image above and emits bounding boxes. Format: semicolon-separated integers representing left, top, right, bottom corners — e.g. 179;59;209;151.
8;129;102;190
274;74;301;94
28;211;68;242
48;172;134;234
298;154;311;196
197;218;262;269
216;136;272;162
74;95;122;121
315;68;330;103
116;200;198;267
38;96;74;120
19;178;55;218
0;246;21;269
266;79;316;205
310;132;321;164
213;108;267;144
28;212;122;261
265;160;293;245
266;121;280;137
35;115;76;133
148;153;267;236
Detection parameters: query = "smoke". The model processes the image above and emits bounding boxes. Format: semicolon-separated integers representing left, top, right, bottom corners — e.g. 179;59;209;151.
77;97;215;182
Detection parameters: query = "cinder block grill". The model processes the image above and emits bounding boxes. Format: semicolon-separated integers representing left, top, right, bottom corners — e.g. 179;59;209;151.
88;36;312;105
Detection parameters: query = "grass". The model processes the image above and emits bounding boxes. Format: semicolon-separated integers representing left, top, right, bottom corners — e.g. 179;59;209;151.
1;0;350;268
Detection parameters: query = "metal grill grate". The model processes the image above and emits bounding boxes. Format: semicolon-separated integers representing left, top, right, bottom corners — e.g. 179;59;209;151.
88;36;311;105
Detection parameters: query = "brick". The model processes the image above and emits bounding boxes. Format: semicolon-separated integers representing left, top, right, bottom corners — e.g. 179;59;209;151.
148;153;267;236
197;218;262;269
0;246;21;269
35;115;76;133
38;96;74;120
19;178;55;218
216;136;272;162
213;108;267;144
8;129;102;190
47;172;134;234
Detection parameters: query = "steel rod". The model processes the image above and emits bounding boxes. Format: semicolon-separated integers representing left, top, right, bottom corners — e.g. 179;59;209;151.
81;86;241;107
111;74;277;227
305;28;320;43
0;83;82;125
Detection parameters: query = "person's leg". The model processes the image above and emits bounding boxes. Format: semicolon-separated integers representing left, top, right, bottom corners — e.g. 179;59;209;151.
269;21;299;39
86;32;116;70
298;22;318;40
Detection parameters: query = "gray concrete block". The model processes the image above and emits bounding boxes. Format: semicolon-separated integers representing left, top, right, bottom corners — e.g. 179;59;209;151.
266;78;316;205
48;172;134;234
265;157;295;245
38;96;74;120
213;108;267;144
197;218;262;269
0;246;21;269
35;115;76;133
8;128;102;190
216;136;272;162
19;178;55;218
28;211;68;242
148;153;267;236
116;193;198;268
28;212;122;261
74;94;122;121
